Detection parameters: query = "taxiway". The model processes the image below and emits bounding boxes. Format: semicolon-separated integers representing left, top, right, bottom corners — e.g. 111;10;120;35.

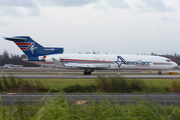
1;93;180;106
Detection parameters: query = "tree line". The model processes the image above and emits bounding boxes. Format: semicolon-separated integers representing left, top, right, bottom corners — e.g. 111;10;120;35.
151;53;180;65
0;50;39;67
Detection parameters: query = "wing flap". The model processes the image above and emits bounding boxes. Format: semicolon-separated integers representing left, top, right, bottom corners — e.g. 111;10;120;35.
52;58;110;68
65;63;110;68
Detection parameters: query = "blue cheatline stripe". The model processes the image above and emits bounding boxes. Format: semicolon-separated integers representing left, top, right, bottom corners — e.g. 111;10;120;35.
17;45;29;47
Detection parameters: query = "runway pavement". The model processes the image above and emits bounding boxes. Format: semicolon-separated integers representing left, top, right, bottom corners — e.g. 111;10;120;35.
1;67;180;79
1;74;180;79
1;67;180;73
1;93;180;106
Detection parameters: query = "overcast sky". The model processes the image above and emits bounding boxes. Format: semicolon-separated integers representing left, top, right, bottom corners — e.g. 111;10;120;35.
0;0;180;55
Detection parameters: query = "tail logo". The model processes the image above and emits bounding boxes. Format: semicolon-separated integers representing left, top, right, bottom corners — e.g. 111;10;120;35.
28;43;37;54
15;42;38;54
114;56;151;67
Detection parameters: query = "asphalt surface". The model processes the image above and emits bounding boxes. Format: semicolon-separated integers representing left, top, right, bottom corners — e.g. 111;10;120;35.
1;93;180;106
1;67;180;73
1;67;180;79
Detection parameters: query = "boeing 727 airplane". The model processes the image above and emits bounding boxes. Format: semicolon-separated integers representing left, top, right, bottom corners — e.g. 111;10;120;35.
4;36;177;75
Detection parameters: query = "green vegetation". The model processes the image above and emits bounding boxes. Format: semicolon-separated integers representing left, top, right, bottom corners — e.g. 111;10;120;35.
1;75;180;93
16;78;178;92
0;76;180;119
96;76;147;92
0;75;50;92
0;93;180;120
63;84;97;93
63;76;180;93
23;78;180;90
171;80;180;93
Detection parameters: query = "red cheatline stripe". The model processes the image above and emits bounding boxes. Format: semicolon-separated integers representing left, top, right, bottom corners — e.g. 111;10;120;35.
61;59;113;62
136;65;149;67
16;43;31;45
29;62;54;64
20;48;26;50
78;63;112;64
153;62;172;65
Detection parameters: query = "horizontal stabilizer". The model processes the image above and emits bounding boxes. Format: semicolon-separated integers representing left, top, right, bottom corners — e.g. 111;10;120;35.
4;37;27;41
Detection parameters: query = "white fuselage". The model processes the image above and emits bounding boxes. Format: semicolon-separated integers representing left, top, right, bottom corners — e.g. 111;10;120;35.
32;54;177;71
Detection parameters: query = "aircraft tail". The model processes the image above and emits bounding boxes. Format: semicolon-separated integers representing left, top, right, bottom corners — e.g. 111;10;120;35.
4;36;64;61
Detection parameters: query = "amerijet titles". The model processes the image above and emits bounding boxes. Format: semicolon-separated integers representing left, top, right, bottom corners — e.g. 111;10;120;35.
114;56;151;67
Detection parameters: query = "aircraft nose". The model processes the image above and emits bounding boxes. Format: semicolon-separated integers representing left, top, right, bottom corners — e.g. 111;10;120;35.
173;62;178;68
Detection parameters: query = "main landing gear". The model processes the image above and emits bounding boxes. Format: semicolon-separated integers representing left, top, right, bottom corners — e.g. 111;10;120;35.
84;71;91;75
84;69;93;75
158;71;162;75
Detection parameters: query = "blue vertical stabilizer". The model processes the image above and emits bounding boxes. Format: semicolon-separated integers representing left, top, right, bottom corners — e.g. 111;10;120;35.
4;36;64;61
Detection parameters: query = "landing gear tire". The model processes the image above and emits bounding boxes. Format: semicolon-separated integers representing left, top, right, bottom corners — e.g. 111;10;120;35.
158;71;162;75
84;71;91;75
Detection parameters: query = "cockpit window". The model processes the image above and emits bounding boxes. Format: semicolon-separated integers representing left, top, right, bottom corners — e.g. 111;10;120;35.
166;59;171;62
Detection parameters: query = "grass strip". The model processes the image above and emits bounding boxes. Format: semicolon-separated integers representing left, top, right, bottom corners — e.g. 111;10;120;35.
1;93;180;120
1;76;180;93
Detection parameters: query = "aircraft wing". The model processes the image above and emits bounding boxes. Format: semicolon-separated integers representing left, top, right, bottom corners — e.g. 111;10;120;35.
52;58;110;68
52;58;65;67
65;63;110;68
